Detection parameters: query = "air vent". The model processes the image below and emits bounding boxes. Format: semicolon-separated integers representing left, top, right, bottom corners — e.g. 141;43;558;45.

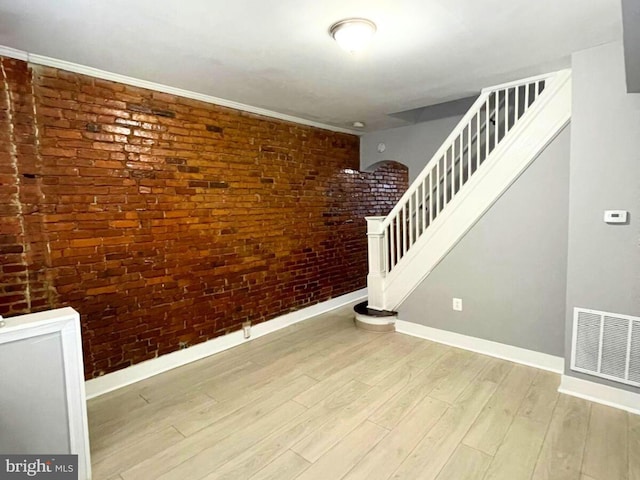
571;307;640;388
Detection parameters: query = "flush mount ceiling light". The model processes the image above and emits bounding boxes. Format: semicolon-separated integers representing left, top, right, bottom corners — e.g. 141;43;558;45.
330;18;376;54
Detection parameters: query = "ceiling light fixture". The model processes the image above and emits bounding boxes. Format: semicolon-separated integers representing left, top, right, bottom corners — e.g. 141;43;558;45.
330;18;376;54
352;121;366;128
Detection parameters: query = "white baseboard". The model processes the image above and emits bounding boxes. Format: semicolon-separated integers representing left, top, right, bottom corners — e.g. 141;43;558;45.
559;375;640;415
85;289;367;399
395;320;564;373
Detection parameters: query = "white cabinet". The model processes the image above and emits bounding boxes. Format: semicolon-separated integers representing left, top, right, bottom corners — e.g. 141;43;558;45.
0;308;91;479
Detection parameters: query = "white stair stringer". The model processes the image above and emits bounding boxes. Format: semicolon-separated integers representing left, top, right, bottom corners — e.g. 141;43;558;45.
372;70;572;311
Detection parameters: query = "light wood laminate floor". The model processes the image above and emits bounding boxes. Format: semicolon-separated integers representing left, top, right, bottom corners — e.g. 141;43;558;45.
88;304;639;480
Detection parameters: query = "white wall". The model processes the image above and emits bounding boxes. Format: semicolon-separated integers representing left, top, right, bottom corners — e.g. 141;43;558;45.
360;114;463;182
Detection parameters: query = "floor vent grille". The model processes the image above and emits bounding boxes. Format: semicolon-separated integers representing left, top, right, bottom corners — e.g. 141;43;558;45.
571;307;640;388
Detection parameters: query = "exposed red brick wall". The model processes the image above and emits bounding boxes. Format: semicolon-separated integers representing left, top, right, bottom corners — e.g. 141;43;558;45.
0;58;52;316
0;56;408;378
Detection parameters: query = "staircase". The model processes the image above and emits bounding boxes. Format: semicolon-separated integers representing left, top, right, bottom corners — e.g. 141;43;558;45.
358;70;572;328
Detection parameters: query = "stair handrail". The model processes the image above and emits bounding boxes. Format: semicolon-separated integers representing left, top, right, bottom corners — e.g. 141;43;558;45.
380;71;558;232
480;72;557;93
366;69;571;311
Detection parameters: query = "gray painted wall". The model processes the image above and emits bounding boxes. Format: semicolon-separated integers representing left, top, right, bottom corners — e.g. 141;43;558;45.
360;113;463;182
398;126;570;356
622;0;640;92
565;41;640;392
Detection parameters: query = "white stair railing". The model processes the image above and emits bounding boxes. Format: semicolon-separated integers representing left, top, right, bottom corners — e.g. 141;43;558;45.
366;70;571;311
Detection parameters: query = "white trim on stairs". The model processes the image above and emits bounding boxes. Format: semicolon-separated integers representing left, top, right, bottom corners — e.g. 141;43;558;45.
376;71;572;311
0;45;358;135
395;320;564;373
558;375;640;415
85;289;367;399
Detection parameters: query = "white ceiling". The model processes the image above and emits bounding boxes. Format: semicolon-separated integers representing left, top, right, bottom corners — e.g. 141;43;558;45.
0;0;622;131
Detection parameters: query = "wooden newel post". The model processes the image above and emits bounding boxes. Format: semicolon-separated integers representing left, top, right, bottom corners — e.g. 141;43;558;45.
365;216;386;311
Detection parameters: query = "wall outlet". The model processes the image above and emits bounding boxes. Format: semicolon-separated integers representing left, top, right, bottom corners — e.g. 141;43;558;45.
242;321;251;339
452;298;463;311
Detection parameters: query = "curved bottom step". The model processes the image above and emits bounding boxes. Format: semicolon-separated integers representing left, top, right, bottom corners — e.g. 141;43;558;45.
353;301;397;333
354;317;396;332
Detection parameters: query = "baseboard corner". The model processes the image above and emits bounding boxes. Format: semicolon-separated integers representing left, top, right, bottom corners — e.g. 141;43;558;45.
558;374;640;415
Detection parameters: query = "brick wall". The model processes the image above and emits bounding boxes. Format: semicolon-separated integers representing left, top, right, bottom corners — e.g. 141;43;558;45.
0;58;52;317
0;56;408;378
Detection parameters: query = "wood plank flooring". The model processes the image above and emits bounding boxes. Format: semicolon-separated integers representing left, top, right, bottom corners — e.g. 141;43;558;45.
88;304;639;480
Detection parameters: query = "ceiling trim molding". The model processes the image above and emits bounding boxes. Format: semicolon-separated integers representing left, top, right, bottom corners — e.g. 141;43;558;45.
0;45;359;135
0;45;28;61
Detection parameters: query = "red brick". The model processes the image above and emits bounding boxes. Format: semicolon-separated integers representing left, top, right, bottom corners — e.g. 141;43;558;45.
0;55;408;379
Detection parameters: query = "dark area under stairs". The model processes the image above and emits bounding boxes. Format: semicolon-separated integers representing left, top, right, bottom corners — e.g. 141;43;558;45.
354;301;397;317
